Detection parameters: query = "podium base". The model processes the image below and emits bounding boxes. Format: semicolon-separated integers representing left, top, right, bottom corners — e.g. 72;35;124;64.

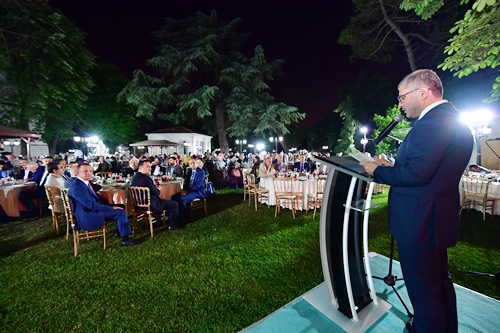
302;282;392;333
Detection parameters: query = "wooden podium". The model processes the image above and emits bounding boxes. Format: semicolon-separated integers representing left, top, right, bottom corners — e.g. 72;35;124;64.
309;156;391;332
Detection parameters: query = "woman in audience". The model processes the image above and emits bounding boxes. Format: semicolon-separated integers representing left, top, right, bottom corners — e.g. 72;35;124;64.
259;156;273;178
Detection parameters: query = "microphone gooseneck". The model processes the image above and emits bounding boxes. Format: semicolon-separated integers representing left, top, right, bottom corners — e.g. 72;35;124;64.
374;114;405;145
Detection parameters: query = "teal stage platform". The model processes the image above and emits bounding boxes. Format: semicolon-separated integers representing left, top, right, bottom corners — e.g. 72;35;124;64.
243;253;499;333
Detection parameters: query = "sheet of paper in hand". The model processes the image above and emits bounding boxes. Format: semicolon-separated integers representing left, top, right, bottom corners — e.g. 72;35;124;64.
349;152;375;163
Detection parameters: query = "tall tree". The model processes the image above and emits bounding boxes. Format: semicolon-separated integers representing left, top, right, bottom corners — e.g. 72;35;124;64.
333;97;361;155
118;10;304;153
0;0;96;154
79;61;140;150
339;0;461;71
401;0;500;101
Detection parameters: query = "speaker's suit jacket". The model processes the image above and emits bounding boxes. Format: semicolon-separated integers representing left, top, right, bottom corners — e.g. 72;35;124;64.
68;177;116;231
373;102;473;332
130;172;165;214
374;102;473;249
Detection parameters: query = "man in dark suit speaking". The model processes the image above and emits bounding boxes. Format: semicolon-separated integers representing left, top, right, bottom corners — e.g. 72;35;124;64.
68;163;141;246
131;160;181;230
361;69;473;332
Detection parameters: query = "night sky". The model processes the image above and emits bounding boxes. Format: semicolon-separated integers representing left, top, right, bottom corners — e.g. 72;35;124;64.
49;0;499;131
51;0;358;126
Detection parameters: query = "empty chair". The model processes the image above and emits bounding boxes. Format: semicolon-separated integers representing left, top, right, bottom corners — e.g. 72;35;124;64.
306;177;327;220
246;173;269;211
128;186;167;237
461;176;495;221
272;177;297;219
60;188;106;257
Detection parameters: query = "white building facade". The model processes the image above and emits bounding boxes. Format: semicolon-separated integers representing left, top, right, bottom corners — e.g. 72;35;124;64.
145;126;212;156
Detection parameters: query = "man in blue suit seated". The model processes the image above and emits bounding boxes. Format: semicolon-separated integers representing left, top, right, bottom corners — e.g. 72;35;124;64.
361;69;473;333
68;163;142;246
130;160;181;230
176;158;207;217
293;154;311;173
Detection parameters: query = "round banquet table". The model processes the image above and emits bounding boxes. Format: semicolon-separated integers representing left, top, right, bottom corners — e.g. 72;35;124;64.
0;181;37;218
159;181;183;200
98;180;184;215
259;176;321;210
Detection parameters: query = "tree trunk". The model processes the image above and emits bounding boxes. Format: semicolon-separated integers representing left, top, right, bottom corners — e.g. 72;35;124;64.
215;104;229;153
278;130;289;153
378;0;418;71
47;137;58;156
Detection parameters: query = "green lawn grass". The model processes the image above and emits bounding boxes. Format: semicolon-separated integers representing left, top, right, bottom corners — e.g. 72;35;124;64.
1;189;498;332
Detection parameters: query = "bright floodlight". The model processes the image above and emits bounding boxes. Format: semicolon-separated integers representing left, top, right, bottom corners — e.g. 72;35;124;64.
235;139;240;144
322;146;328;149
256;143;265;151
73;136;81;142
278;136;283;142
360;138;368;145
90;136;99;143
269;137;274;142
461;108;493;126
243;139;247;144
360;126;368;134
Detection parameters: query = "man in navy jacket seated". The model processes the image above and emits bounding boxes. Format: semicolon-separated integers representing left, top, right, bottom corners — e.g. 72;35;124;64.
177;158;207;216
68;163;141;246
293;154;311;173
130;160;181;230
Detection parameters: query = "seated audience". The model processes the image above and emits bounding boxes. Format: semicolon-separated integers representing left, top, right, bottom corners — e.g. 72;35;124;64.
0;160;12;178
45;160;66;188
122;159;138;178
151;157;166;176
251;156;261;176
177;158;207;217
45;160;66;212
68;163;141;246
166;156;183;177
131;160;181;230
94;156;110;173
17;159;31;180
274;154;285;172
294;154;311;173
259;156;273;178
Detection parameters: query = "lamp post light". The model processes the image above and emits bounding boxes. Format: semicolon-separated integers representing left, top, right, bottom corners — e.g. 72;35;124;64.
360;126;368;153
235;139;247;153
74;135;100;158
269;136;283;153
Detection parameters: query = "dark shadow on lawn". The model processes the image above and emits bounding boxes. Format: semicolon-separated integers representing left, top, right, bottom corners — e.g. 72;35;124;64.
0;215;60;258
459;211;500;249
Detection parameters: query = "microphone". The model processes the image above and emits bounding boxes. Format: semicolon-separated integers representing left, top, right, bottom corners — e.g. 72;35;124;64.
374;114;405;144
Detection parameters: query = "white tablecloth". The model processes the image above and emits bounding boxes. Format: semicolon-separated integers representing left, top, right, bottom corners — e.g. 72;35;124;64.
259;177;321;210
460;177;500;215
0;182;37;217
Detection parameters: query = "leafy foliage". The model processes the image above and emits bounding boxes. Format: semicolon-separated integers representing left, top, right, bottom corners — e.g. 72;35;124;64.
372;105;411;155
119;10;303;152
339;0;458;71
0;0;96;153
333;97;361;154
79;61;140;150
401;0;500;101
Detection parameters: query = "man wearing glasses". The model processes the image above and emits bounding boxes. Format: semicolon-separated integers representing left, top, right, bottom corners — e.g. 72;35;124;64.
361;69;473;332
